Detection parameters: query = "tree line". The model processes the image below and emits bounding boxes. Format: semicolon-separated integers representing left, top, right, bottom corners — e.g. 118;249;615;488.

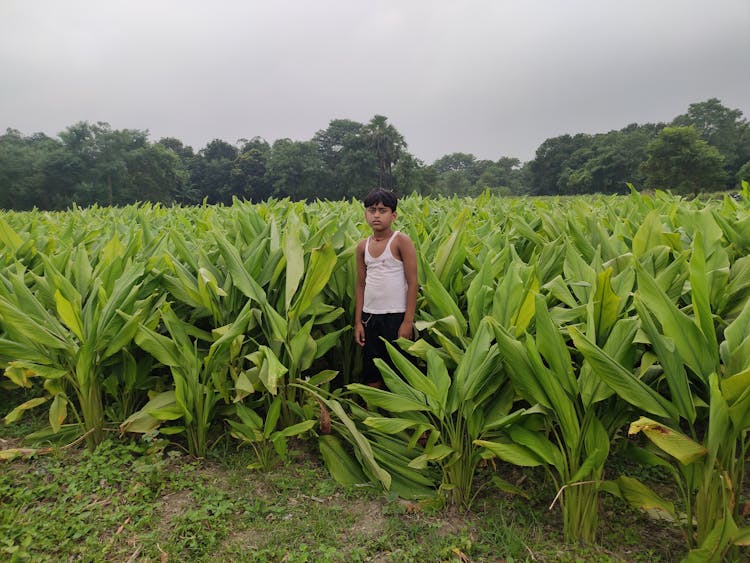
1;98;749;210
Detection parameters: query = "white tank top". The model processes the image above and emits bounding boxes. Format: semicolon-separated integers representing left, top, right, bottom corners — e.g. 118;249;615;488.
363;230;408;314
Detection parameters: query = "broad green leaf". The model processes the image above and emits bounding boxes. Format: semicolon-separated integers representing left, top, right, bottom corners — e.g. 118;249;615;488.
534;295;576;396
569;447;606;484
54;290;84;342
72;245;93;295
135;325;183;368
706;373;730;469
196;267;227;316
305;369;338;386
368;437;437;489
228;420;263;443
493;322;550;409
347;383;430;413
723;299;750;375
235;402;263;429
290;242;336;319
636;263;717;381
213;231;267;303
522;335;580;448
101;232;125;265
408;445;454;469
245;346;287;395
425;349;451;414
264;395;283;438
433;208;467;286
455;318;500;403
101;309;145;360
483;407;527;432
632;210;666;258
288;318;316;372
543;275;578;309
0;297;71;351
466;248;505;333
373;358;426;404
689;232;719;354
284;211;304;312
601;475;676;521
383;341;441;412
0;338;53;366
120;390;176;434
592;269;621;345
734;526;750;546
0;217;24;251
159;426;185;435
725;369;750;430
563;243;596;304
635;297;696;423
260;301;288;349
160;302;196;355
313;327;349;360
147;406;185;421
326;399;391;490
579;318;639;406
234;371;255;402
363;417;427;434
420;254;466;337
491;475;530;499
683;516;737;563
512;273;538;336
275;419;316;438
492;260;537;336
319;434;367;487
569;326;677;420
623;444;681;482
509;426;564;475
474;439;544;467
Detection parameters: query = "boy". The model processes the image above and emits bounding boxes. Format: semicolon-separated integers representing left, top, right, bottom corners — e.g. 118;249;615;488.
354;188;418;386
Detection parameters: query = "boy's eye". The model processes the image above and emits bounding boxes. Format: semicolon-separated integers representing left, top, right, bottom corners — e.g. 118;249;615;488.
368;207;389;213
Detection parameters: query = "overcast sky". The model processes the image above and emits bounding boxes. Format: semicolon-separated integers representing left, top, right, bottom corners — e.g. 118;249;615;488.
2;0;748;163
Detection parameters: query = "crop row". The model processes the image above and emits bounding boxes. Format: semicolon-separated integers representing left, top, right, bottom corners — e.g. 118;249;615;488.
1;187;749;559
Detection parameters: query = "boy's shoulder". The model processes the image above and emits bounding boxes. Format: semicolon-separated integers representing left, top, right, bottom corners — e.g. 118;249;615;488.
393;230;414;245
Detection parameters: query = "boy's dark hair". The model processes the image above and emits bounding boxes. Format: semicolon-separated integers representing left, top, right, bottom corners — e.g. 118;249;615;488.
363;188;398;212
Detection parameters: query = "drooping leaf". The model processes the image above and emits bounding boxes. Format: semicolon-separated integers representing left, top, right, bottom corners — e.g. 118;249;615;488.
319;434;367;487
4;396;48;424
628;417;707;465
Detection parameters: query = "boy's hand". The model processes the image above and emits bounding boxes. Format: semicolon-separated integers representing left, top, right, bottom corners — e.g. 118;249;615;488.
398;321;414;340
354;323;365;346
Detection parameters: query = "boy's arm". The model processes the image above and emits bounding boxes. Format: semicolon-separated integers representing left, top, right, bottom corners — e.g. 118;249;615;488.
397;233;418;340
354;239;367;346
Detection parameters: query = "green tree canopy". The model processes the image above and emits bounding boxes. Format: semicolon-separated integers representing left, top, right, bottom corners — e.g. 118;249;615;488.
641;126;727;196
362;115;406;190
672;98;750;185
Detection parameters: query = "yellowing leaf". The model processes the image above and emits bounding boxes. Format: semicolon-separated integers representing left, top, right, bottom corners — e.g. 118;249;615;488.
49;394;67;433
628;416;707;465
4;396;48;424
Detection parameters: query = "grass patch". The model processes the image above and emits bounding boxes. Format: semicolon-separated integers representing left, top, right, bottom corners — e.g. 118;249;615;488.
0;422;691;561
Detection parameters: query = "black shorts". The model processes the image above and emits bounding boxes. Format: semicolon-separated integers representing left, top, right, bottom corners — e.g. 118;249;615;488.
360;312;405;385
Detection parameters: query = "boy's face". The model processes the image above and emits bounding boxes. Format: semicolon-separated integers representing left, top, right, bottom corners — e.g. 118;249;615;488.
365;202;396;231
